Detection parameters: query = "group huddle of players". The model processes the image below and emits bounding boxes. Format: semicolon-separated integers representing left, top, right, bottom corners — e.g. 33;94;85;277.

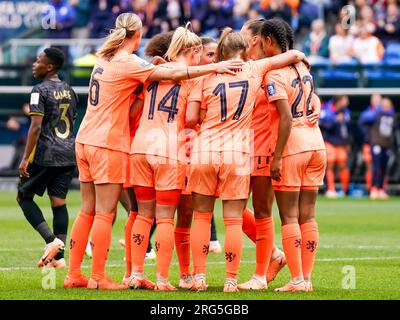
18;13;327;293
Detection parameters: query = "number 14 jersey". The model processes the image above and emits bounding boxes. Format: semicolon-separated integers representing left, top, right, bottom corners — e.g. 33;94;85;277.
265;62;325;157
130;62;199;161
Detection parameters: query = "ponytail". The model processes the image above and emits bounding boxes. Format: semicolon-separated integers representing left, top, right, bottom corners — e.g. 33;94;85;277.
165;22;202;61
261;18;289;53
217;27;248;61
97;13;142;58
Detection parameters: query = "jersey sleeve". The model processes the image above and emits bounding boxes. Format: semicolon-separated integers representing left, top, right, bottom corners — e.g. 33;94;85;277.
29;86;46;116
126;56;156;83
264;70;288;102
188;77;204;103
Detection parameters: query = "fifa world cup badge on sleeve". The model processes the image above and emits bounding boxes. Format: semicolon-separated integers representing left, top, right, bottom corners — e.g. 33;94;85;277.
266;83;276;97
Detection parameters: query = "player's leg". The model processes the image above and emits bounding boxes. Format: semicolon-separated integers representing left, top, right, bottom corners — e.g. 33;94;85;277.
64;181;95;288
363;144;373;192
146;220;156;258
299;189;318;292
239;175;274;290
337;146;350;195
222;199;247;292
190;192;215;291
87;182;126;290
176;193;193;288
154;189;181;291
325;143;337;197
378;147;390;199
298;149;326;292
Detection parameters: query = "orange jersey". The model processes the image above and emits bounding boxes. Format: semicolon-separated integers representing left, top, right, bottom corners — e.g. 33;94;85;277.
192;59;272;155
131;62;199;161
76;54;155;153
265;62;325;157
251;85;273;157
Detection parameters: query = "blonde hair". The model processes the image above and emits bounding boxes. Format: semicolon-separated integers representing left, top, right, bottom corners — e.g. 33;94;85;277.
165;22;202;61
217;27;248;62
97;13;142;58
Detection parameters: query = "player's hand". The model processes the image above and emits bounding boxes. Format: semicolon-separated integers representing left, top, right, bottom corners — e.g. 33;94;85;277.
19;159;30;178
270;156;282;182
214;60;244;75
307;109;321;125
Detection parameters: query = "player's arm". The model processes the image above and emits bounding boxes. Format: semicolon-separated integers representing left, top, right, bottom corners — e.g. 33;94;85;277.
270;99;292;182
257;50;309;74
130;97;144;119
19;115;43;178
307;93;321;125
186;101;201;128
148;60;244;82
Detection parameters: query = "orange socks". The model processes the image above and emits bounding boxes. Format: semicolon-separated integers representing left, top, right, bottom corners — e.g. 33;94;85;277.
255;217;274;277
131;215;154;273
155;218;175;280
281;223;303;280
175;227;191;277
90;212;115;280
224;217;243;279
326;168;335;192
365;170;372;191
124;211;138;278
300;221;319;281
68;211;94;277
191;211;212;275
242;208;256;243
339;168;350;193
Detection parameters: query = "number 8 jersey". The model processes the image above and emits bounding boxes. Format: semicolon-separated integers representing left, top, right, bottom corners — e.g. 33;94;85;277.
265;62;325;157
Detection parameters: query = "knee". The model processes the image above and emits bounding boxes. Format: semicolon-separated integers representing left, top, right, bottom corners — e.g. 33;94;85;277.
17;192;33;204
50;197;66;208
253;201;271;219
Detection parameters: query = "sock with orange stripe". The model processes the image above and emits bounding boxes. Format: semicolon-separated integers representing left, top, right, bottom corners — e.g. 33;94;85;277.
90;212;115;281
191;211;212;275
242;208;256;243
281;223;303;281
339;168;350;193
326;168;336;192
175;227;191;277
131;215;154;273
255;217;274;278
224;217;243;279
124;211;138;278
300;221;319;281
68;211;94;278
155;218;175;280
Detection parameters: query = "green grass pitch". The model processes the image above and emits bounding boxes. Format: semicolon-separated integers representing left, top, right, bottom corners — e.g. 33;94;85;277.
0;191;399;300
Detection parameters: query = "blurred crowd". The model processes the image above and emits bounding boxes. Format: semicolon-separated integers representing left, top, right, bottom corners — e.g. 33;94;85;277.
42;0;400;63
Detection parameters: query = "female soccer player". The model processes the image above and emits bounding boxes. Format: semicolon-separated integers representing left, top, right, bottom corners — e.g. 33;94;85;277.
128;23;234;291
262;19;326;292
64;12;243;290
186;27;308;292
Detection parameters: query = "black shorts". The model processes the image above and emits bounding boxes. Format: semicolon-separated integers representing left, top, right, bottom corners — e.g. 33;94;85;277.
18;163;75;199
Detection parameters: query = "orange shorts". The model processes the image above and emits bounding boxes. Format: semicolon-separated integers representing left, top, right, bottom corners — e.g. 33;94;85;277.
188;152;250;200
251;156;271;177
325;142;347;164
272;150;327;192
362;143;372;164
123;157;134;189
76;143;128;184
130;154;186;191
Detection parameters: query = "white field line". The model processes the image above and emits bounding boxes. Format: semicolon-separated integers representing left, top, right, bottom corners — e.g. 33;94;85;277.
1;244;400;252
1;256;400;271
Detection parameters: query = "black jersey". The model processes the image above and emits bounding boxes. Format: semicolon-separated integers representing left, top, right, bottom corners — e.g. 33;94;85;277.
29;80;78;167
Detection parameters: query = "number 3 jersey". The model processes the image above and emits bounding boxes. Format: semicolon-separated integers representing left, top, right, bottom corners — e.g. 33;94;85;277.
265;62;325;157
131;62;199;161
29;80;78;167
192;59;272;155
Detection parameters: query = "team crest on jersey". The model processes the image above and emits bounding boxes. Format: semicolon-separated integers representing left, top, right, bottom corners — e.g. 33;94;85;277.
266;83;276;96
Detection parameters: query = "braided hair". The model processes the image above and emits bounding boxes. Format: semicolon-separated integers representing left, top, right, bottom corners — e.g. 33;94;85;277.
260;18;289;53
279;19;295;50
